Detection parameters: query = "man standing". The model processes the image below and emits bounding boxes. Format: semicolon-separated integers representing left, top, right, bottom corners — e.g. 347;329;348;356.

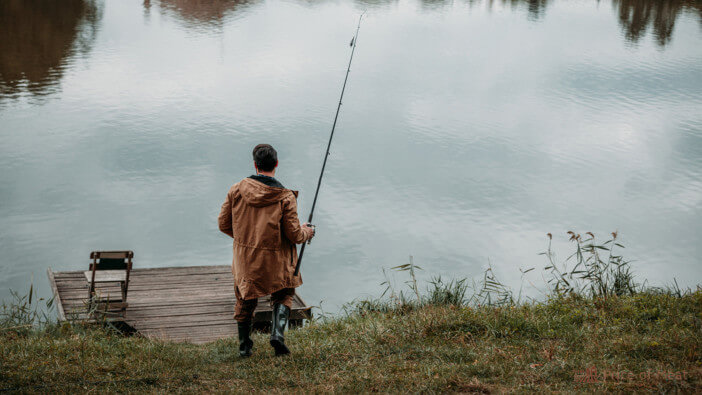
218;144;315;357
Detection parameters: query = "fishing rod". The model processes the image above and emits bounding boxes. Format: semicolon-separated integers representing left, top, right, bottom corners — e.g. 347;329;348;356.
294;12;365;276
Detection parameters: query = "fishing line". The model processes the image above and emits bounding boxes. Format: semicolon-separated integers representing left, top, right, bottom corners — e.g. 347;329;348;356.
294;12;365;276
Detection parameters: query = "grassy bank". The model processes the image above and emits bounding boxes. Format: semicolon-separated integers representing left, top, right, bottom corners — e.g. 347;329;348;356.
1;233;701;392
1;291;700;392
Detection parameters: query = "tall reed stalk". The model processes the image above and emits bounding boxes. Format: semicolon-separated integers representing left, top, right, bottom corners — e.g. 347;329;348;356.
349;231;682;314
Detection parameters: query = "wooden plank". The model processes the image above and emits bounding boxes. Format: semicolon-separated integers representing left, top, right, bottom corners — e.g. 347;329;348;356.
56;277;236;289
57;297;306;316
46;268;67;321
57;267;233;281
58;285;234;298
56;277;234;290
66;299;237;311
57;289;236;300
84;270;127;283
129;272;232;280
128;308;304;322
54;271;89;278
59;288;307;309
131;264;230;272
121;300;289;315
59;292;125;301
129;266;231;275
133;315;235;332
105;298;236;309
128;280;233;289
92;301;128;309
91;251;132;259
127;310;243;319
125;306;234;319
53;266;231;280
56;273;231;285
132;317;236;330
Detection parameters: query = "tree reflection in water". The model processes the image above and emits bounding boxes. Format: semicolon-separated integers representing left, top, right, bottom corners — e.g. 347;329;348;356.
156;0;255;30
613;0;702;46
0;0;101;98
499;0;700;45
145;0;701;47
0;0;698;101
473;0;700;45
500;0;550;21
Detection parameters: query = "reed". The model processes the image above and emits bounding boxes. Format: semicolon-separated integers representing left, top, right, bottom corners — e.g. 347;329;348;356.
0;283;54;334
346;231;687;316
540;231;638;298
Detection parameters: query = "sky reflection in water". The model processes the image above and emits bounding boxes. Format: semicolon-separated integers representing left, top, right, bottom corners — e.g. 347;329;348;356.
0;0;701;311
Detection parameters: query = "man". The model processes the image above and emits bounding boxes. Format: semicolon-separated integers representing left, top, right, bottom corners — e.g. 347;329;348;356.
218;144;315;357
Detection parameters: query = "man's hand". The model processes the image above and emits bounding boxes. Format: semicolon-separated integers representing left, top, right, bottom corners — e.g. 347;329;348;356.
302;223;315;240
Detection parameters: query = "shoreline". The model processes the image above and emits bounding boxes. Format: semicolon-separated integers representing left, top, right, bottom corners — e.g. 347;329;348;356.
1;290;700;392
2;234;701;392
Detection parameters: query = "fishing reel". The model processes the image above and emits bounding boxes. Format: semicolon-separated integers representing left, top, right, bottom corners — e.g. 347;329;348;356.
306;224;316;245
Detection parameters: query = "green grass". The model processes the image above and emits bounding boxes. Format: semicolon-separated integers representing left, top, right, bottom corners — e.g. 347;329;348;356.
1;232;701;393
1;291;700;392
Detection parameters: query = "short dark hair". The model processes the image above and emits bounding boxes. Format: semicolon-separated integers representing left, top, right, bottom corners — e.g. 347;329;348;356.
252;144;278;171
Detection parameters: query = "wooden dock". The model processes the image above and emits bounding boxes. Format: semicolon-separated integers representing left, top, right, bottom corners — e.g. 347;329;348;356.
47;265;311;344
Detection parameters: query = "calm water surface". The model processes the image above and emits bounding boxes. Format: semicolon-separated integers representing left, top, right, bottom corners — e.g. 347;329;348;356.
1;0;701;311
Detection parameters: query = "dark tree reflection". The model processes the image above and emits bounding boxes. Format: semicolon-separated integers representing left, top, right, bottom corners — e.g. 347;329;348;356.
481;0;700;46
613;0;702;46
505;0;550;21
418;0;453;11
157;0;254;30
479;0;550;21
0;0;101;97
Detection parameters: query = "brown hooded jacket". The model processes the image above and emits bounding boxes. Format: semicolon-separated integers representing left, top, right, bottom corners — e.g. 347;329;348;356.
218;177;310;300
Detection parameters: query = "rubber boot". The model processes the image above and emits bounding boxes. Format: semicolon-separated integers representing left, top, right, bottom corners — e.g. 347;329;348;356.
237;321;253;357
269;303;291;356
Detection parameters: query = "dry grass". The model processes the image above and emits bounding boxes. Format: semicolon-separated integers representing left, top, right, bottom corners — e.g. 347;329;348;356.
2;233;700;393
1;291;700;393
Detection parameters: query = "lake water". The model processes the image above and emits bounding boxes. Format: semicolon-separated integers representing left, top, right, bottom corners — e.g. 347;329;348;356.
1;0;701;312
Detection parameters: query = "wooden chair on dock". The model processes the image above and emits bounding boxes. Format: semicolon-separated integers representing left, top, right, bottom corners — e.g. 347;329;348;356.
86;251;133;320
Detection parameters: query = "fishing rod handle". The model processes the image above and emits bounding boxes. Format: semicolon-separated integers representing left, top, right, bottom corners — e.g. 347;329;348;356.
294;243;306;276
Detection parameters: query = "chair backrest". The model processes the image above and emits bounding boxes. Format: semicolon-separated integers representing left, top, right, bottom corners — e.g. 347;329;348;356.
89;251;134;271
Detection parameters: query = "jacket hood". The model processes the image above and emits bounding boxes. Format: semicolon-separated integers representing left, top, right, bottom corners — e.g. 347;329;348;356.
239;177;295;207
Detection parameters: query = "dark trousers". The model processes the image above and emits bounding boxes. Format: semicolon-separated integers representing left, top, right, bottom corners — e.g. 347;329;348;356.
234;286;295;323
